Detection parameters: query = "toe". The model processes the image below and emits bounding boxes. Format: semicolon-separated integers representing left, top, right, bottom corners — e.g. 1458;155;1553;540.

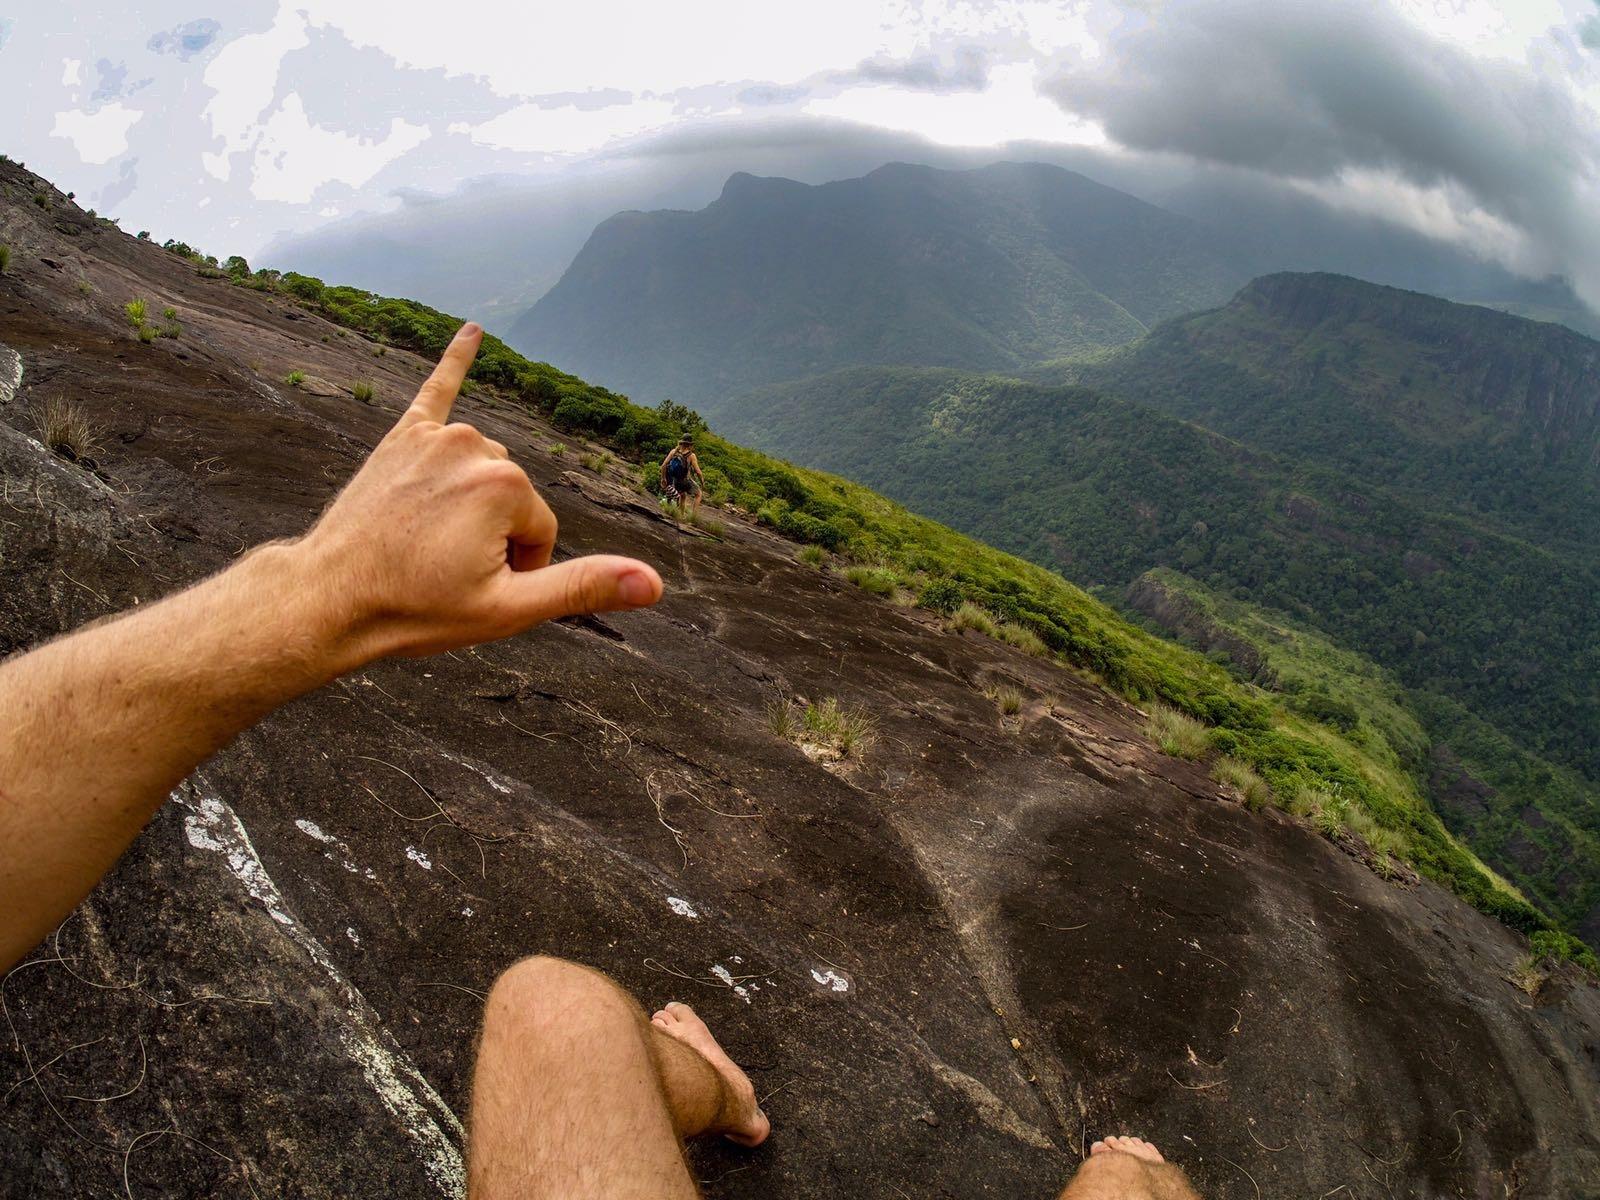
666;1001;696;1019
1089;1140;1109;1156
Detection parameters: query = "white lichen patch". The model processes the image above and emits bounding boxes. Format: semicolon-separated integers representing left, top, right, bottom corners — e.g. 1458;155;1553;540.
666;896;699;919
405;846;433;870
710;963;752;1004
296;818;334;843
346;926;361;946
177;783;465;1196
295;818;375;879
811;967;852;994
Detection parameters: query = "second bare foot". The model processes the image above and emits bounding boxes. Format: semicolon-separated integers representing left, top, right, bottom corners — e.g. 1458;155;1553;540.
651;1001;770;1147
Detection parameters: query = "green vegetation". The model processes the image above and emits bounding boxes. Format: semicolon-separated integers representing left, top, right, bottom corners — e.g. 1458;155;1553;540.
1146;703;1210;760
797;544;827;567
162;306;177;321
916;578;963;615
76;280;93;296
948;602;997;637
123;298;147;327
285;370;305;387
843;564;898;596
1213;756;1271;810
0;245;10;274
579;450;612;473
985;683;1024;716
137;325;157;344
352;381;375;404
548;442;567;456
770;697;875;759
997;622;1048;657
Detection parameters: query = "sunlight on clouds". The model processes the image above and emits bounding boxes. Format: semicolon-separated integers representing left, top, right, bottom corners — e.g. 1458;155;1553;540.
203;6;311;180
51;103;144;166
463;97;678;155
250;94;429;204
806;62;1106;148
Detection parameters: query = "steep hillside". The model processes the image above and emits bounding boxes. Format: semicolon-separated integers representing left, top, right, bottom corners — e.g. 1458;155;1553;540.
1065;273;1600;553
1126;569;1600;946
714;364;1599;783
507;161;1245;405
3;163;1598;1198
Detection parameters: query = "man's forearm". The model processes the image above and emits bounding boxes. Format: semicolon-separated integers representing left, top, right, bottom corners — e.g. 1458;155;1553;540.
0;541;351;968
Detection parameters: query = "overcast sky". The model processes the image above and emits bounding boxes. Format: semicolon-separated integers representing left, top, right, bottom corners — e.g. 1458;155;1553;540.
5;1;1599;308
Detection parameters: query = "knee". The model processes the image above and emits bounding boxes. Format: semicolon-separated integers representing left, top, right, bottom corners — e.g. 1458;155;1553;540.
484;956;636;1036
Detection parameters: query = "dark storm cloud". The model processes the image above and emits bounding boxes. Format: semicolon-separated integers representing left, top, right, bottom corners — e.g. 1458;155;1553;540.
837;45;990;92
147;18;221;60
1044;0;1600;301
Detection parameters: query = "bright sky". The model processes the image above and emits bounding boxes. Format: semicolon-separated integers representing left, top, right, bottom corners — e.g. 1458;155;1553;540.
2;0;1597;296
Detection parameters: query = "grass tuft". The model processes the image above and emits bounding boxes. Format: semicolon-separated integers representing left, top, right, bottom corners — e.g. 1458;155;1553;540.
1212;756;1271;810
844;564;899;596
997;622;1048;657
33;397;96;461
137;325;157;344
285;369;306;387
985;684;1024;716
123;298;147;327
580;450;612;473
352;381;375;404
1145;702;1211;760
948;602;997;637
797;544;827;567
0;245;10;274
770;696;875;758
548;442;567;456
1509;955;1546;997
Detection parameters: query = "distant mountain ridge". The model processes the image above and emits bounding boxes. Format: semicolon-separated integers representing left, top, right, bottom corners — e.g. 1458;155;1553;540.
1062;272;1600;551
508;161;1247;403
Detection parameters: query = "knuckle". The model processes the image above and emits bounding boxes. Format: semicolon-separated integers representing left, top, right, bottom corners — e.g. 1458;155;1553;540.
478;460;529;492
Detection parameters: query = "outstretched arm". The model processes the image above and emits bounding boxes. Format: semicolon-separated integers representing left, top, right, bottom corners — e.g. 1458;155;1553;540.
0;323;663;971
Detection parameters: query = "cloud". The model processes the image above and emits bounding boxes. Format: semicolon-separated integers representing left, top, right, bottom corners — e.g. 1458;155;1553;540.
148;19;222;60
1044;0;1600;305
51;102;144;165
838;45;990;92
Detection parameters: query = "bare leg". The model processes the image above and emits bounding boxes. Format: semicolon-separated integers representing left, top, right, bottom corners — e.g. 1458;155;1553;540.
468;957;767;1200
1057;1137;1201;1200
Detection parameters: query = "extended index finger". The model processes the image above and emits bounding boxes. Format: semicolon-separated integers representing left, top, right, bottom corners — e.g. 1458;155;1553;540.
397;322;483;428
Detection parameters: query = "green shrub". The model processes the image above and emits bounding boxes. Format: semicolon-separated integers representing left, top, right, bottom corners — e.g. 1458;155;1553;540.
137;325;157;344
1530;930;1600;974
76;279;93;296
123;298;147;327
352;381;375;404
580;450;612;473
917;577;964;615
844;565;898;596
162;306;177;321
949;602;998;637
549;442;567;456
798;544;827;567
998;622;1048;657
285;369;305;386
33;193;47;209
1146;703;1211;760
1213;756;1271;810
157;323;181;339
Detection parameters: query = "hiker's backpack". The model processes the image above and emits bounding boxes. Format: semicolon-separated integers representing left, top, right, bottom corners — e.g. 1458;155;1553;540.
665;451;689;484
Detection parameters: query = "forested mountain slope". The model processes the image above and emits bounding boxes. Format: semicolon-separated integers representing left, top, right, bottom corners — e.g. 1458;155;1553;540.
508;161;1246;405
1061;273;1600;552
714;363;1600;936
3;160;1598;1196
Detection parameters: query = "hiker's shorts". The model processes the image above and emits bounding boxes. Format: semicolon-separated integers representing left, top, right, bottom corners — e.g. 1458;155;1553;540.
667;478;701;500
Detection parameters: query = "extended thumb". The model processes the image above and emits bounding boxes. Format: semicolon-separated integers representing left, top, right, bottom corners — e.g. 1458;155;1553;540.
509;554;664;625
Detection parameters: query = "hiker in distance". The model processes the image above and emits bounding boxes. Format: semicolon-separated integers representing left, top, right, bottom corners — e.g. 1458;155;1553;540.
0;324;1201;1200
660;432;706;518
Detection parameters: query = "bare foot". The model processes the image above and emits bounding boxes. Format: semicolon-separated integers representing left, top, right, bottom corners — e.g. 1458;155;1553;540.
651;1001;770;1147
1090;1135;1165;1164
